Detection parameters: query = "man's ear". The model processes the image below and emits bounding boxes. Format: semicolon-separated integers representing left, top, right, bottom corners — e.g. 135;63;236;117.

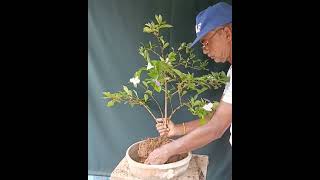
224;26;232;41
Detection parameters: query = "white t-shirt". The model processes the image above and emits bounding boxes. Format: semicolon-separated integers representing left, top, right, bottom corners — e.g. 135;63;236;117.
222;66;232;146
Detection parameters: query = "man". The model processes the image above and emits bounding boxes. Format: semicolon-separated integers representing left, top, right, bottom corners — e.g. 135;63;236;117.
145;2;232;165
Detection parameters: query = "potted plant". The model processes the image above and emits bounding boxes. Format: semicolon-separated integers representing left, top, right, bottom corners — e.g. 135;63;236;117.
103;15;228;179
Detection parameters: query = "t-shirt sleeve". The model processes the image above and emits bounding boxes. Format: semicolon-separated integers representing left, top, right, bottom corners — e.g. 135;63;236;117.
222;66;232;104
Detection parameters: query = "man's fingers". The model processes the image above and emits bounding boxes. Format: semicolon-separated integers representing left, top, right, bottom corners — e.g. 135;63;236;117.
160;132;168;136
158;129;168;133
156;118;164;123
156;125;167;130
156;123;165;128
157;128;170;132
144;158;150;164
159;131;168;136
160;130;169;135
156;124;169;131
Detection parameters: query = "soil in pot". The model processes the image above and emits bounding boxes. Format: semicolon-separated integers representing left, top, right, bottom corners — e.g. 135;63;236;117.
136;136;188;164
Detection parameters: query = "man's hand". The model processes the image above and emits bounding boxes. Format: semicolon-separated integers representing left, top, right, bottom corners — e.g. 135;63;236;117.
144;145;171;165
156;118;176;137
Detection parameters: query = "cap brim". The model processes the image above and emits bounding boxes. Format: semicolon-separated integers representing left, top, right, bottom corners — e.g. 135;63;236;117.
190;29;211;47
190;36;202;47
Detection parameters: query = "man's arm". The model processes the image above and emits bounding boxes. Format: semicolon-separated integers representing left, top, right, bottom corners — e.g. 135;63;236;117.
173;111;215;136
165;100;232;156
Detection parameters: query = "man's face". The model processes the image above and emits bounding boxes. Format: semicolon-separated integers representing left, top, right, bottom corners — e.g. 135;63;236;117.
200;26;232;63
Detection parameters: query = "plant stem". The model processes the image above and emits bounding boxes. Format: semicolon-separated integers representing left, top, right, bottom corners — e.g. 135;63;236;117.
139;84;163;118
142;104;157;122
155;35;164;58
178;89;183;106
152;96;164;118
171;90;179;96
127;96;157;121
169;96;173;117
169;83;175;115
164;79;168;126
149;49;162;59
169;104;186;119
173;62;203;71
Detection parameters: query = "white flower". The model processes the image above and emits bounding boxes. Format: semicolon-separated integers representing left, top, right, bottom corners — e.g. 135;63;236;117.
203;102;213;111
130;76;140;88
147;62;154;70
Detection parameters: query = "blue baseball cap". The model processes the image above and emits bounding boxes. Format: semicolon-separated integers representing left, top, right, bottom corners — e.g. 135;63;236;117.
191;2;232;47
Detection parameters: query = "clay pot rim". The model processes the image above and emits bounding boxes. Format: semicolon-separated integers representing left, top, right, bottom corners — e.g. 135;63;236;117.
126;139;192;169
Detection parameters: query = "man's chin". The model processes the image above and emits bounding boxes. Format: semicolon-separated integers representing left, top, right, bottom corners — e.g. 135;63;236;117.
213;58;227;63
208;55;226;63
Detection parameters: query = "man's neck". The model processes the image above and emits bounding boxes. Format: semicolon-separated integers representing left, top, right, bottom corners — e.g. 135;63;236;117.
228;57;232;64
227;45;232;64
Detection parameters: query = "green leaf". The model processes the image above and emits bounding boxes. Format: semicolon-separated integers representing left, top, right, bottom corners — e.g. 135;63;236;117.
123;86;129;93
143;27;152;33
148;70;158;79
199;117;207;125
150;81;161;92
155;14;162;24
107;101;114;107
145;90;153;96
103;92;111;98
149;22;154;27
159;36;165;45
144;94;148;102
154;85;161;92
173;69;183;77
123;86;132;96
139;46;144;57
189;97;195;104
182;91;187;96
196;87;208;94
144;50;150;61
160;24;173;28
143;81;148;88
194;100;202;106
163;42;169;49
178;42;186;50
135;67;147;78
194;94;198;100
168;51;176;61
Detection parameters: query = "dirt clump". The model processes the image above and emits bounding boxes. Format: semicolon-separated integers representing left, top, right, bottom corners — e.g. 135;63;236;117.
137;136;188;164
